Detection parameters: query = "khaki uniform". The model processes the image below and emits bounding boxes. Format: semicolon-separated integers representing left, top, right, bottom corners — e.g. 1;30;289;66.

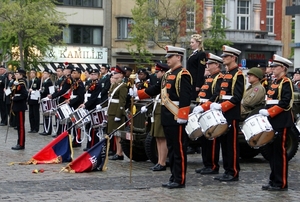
241;81;265;118
150;96;164;138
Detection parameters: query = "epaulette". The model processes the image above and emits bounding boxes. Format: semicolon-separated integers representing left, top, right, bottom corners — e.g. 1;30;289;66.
237;69;243;75
181;68;191;75
282;76;290;83
66;78;72;84
218;73;224;79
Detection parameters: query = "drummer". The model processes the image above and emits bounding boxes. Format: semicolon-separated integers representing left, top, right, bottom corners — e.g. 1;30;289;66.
195;45;245;182
79;69;102;151
193;53;223;175
67;67;85;147
259;54;293;191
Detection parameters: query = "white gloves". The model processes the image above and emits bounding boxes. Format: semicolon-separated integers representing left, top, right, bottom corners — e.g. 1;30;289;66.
128;88;133;97
13;81;19;85
96;104;102;110
141;106;147;113
259;109;269;116
193;106;204;114
132;86;138;97
210;103;222;110
177;118;187;124
114;117;121;122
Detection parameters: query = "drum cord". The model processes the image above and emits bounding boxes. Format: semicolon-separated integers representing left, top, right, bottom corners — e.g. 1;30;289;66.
96;127;105;141
44;112;52;134
76;126;91;143
52;118;59;134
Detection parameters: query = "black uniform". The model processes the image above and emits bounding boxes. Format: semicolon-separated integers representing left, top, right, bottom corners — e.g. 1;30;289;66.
6;78;16;127
198;72;223;172
264;76;293;189
40;78;53;135
98;73;111;104
0;72;8;125
202;67;245;180
139;67;192;186
12;78;28;148
28;77;41;132
187;50;207;100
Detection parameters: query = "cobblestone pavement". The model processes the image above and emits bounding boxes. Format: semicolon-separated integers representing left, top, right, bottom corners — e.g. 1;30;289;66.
0;111;300;201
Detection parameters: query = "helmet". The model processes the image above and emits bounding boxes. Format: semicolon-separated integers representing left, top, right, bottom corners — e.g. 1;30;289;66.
247;67;263;80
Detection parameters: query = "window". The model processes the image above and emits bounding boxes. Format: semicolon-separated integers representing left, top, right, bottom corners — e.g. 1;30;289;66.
63;25;103;45
159;20;175;40
57;0;102;8
213;0;227;28
266;2;274;33
186;4;195;31
236;0;250;30
117;18;134;39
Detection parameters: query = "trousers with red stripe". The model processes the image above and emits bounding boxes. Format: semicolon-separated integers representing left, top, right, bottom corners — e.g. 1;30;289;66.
219;119;240;177
16;111;25;147
201;135;220;171
163;125;188;185
265;127;289;189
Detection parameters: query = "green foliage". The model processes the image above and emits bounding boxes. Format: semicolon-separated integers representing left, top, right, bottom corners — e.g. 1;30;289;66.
203;0;232;53
0;0;67;69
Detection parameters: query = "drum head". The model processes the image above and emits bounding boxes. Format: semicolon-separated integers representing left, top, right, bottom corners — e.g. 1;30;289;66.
248;131;274;148
189;129;203;140
204;123;228;140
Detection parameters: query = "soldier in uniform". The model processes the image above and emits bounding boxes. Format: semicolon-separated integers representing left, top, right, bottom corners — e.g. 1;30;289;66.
193;53;223;175
99;64;111;104
79;69;102;150
28;69;41;133
0;65;8;126
260;54;294;191
39;68;54;135
107;66;128;160
259;63;271;93
241;67;266;119
5;72;16;127
67;67;85;147
292;68;300;92
48;65;73;137
199;45;245;182
55;65;64;93
135;68;150;90
11;68;28;150
137;46;192;189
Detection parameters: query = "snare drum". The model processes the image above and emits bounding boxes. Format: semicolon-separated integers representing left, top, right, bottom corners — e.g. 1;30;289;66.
198;109;228;140
40;97;57;115
241;114;274;148
90;107;108;128
70;108;91;128
55;103;73;124
185;113;203;140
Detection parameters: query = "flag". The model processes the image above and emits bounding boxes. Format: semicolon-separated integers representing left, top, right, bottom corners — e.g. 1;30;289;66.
61;135;110;173
20;131;73;165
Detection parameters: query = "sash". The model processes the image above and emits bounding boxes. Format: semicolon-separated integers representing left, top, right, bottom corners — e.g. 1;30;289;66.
161;86;179;120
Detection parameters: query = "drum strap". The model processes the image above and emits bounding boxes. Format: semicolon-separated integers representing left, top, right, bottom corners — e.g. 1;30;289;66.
161;87;179;120
107;83;124;111
277;77;294;111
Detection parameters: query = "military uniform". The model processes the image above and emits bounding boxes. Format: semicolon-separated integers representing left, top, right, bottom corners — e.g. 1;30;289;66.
11;69;28;150
98;72;111;104
260;55;294;191
28;76;41;132
0;69;8;125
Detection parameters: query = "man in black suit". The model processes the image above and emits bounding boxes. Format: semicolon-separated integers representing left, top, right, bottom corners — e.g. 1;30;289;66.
0;65;8;126
28;69;41;133
11;68;28;150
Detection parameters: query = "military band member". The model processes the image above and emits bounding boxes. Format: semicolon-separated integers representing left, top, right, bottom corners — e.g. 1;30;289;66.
67;67;85;147
193;53;223;175
11;68;28;150
54;64;64;93
39;68;54;136
259;63;272;93
79;69;102;150
0;65;8;126
199;45;245;182
259;54;294;191
108;66;128;160
240;67;265;119
135;68;150;90
138;46;192;189
292;68;300;92
5;72;16;127
99;64;111;104
28;69;41;133
48;65;73;137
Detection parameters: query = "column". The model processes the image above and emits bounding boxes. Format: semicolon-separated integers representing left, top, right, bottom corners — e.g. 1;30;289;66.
253;3;261;31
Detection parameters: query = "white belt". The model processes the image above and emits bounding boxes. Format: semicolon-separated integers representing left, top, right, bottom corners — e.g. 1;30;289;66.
221;95;232;100
199;98;209;103
162;101;179;106
71;95;77;99
86;93;91;97
14;94;21;96
266;100;279;104
111;99;119;103
154;99;161;103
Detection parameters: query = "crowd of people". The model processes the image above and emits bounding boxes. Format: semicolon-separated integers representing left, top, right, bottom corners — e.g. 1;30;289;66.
0;33;297;191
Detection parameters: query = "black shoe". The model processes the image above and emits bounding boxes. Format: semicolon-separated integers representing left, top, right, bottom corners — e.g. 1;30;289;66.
11;144;25;150
83;148;89;151
14;127;18;130
196;167;219;174
162;181;172;188
39;132;50;136
110;154;124;160
152;164;166;171
28;130;38;133
214;173;228;180
0;123;7;126
186;146;196;154
195;147;201;154
267;185;288;191
72;143;81;148
28;130;34;133
217;174;239;182
150;164;159;170
108;151;115;156
167;182;185;189
262;184;271;190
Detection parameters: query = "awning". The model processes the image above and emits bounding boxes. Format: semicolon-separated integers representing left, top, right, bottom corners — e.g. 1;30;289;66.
33;62;101;73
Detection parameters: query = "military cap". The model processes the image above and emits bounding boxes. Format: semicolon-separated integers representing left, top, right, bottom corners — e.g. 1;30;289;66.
123;66;132;72
257;63;267;69
43;68;52;74
294;68;300;75
221;45;241;57
57;64;64;70
90;68;99;74
101;64;110;70
0;65;6;69
65;64;74;70
270;54;293;68
165;45;185;58
15;68;26;76
155;62;169;72
115;65;126;74
206;53;223;64
71;67;82;74
247;67;263;80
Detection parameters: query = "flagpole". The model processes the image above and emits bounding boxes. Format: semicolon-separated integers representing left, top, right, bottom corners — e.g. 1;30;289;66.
129;94;134;183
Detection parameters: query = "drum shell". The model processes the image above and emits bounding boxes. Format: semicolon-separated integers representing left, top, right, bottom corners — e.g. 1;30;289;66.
40;98;57;116
90;107;108;128
185;112;203;140
55;103;73;124
70;108;91;128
